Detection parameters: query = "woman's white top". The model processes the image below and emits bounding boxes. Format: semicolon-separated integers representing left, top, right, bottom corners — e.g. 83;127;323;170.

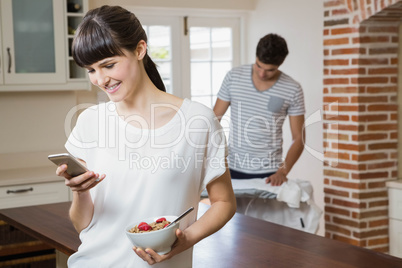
65;99;227;268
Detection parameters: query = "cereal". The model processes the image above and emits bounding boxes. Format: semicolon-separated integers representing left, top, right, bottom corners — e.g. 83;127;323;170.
129;218;171;233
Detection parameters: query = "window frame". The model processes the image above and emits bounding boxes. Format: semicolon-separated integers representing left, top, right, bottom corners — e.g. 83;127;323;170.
131;7;247;100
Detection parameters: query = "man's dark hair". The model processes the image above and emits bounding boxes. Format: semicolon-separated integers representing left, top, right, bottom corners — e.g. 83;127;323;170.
256;34;288;66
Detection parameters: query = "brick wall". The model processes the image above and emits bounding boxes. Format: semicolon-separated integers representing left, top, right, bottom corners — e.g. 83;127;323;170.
323;0;401;253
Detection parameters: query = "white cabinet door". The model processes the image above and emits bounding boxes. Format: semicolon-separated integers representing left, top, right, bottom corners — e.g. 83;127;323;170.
0;0;65;84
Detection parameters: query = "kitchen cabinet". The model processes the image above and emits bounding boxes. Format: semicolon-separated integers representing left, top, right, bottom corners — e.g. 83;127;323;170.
387;180;402;258
65;0;88;82
0;166;71;267
0;0;89;91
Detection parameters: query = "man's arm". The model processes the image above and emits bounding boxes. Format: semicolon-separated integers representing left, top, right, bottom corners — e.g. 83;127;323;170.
213;98;230;122
266;114;305;186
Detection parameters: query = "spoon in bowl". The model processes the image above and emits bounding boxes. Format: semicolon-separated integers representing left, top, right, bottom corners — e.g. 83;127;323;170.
164;207;194;228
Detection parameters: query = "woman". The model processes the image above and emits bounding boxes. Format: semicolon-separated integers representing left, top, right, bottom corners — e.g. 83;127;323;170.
56;5;236;268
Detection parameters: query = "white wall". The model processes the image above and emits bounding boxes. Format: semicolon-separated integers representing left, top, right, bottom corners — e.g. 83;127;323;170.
246;0;325;235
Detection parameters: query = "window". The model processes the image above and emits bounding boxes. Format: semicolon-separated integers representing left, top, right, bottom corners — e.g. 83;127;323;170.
187;17;240;108
136;11;242;109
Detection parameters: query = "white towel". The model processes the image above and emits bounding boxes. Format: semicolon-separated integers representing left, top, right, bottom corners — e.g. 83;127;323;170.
231;178;323;234
231;178;313;208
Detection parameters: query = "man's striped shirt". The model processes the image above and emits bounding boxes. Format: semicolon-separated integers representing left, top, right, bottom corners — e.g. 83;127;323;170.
217;64;305;174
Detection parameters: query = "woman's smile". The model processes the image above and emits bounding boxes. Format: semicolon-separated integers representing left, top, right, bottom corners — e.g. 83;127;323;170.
105;82;121;94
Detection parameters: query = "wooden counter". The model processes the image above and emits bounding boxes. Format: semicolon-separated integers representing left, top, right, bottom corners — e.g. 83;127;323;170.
0;202;401;267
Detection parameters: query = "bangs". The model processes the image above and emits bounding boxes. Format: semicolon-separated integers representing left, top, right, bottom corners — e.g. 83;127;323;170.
72;20;124;67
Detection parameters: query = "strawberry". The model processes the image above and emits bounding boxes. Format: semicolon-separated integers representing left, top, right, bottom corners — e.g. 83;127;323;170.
156;217;166;223
163;223;169;228
138;223;152;231
137;222;148;228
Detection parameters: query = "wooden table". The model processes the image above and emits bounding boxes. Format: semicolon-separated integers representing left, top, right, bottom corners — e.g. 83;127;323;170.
0;202;401;268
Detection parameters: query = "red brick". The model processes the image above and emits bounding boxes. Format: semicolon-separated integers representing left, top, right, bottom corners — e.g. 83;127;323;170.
367;161;396;170
323;96;349;103
324;150;350;160
368;200;388;208
333;198;366;208
331;86;359;93
368;26;398;33
324;38;350;45
368;218;389;228
351;77;389;84
353;133;387;141
326;223;352;236
352;191;388;200
332;143;365;151
366;86;397;93
333;124;364;132
331;105;361;112
367;123;397;131
352;171;388;180
352;58;388;65
353;228;388;238
324;59;350;66
368;142;397;150
324;78;350;85
332;180;365;189
324;133;350;141
367;104;397;111
332;8;350;16
368;237;389;247
324;114;350;121
351;114;387;122
368;67;398;74
331;28;354;35
333;216;366;228
331;68;365;75
324;169;350;179
334;162;362;171
369;47;399;55
367;181;386;188
351;96;388;103
331;47;365;55
354;36;390;43
352;153;388;162
325;205;351;216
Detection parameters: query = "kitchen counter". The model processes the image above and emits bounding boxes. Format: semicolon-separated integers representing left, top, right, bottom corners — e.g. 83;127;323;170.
0;202;401;267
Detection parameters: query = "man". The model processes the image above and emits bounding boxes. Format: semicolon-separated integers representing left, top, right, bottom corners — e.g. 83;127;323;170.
213;33;305;186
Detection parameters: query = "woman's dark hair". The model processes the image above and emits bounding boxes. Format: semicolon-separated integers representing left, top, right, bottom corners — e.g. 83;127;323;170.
256;34;289;66
72;5;166;92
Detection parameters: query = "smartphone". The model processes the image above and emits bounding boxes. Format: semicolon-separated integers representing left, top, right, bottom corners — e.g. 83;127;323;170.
48;153;88;177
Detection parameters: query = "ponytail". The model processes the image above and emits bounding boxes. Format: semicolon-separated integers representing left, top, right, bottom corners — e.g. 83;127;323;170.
143;54;166;92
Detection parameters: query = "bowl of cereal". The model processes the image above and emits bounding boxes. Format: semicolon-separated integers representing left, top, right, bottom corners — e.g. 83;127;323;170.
125;215;180;255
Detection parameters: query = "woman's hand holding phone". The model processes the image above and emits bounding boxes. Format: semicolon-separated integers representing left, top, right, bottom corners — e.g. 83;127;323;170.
49;153;106;192
56;164;105;193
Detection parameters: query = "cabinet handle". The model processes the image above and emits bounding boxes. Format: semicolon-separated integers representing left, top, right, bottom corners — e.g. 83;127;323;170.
7;47;11;73
7;187;33;194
